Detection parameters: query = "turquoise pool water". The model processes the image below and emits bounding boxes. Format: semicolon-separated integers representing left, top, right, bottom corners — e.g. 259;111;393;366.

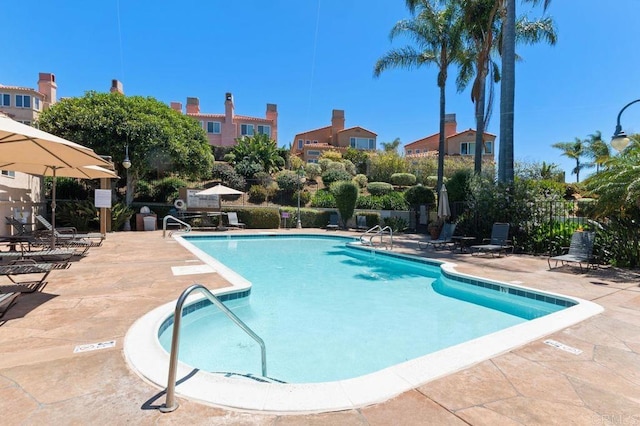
159;235;569;384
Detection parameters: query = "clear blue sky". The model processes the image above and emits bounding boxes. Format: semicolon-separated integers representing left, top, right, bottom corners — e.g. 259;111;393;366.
2;0;639;182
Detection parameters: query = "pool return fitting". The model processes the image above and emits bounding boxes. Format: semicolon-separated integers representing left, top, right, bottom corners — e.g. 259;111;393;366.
160;284;267;413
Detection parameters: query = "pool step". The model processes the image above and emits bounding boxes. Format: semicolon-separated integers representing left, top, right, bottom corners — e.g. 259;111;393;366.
216;371;287;384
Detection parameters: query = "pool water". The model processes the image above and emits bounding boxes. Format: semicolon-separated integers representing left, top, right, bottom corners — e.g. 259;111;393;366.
159;235;567;384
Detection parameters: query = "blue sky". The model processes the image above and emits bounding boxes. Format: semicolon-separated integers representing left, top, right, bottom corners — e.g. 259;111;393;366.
2;0;639;181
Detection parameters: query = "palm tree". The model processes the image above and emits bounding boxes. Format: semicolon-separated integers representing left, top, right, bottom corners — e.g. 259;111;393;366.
552;137;588;183
499;0;552;184
585;130;611;174
374;0;464;192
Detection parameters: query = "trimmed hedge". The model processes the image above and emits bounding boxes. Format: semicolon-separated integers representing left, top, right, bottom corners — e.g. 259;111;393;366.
390;173;416;187
226;208;280;229
367;182;394;196
280;207;334;228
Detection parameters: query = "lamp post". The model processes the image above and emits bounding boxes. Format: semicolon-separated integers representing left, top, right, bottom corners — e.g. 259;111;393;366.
122;143;132;231
611;99;640;152
296;167;305;229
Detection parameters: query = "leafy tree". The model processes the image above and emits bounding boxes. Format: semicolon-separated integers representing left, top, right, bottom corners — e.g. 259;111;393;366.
552;137;588;182
37;91;214;206
211;162;246;190
227;133;285;178
319;150;343;162
381;138;402;152
368;151;407;182
331;181;359;227
343;147;370;175
585;130;610;174
375;0;465;192
404;185;435;206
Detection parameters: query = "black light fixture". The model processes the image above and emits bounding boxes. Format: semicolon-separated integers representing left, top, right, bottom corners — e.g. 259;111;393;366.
611;99;640;152
122;143;132;169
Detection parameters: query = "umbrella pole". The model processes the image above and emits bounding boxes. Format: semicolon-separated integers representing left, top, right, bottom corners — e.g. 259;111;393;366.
51;169;57;249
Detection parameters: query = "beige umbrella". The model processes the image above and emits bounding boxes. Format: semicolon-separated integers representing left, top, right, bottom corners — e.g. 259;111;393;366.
0;115;116;247
195;184;243;229
437;185;451;219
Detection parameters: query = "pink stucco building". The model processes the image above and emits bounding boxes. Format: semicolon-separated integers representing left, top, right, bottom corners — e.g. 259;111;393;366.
170;93;277;147
404;113;496;159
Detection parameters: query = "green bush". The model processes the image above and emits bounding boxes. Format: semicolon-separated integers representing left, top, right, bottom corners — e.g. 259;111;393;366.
383;216;408;233
153;176;188;203
248;185;267;203
231;208;280;229
51;177;89;200
353;174;368;188
404;185;435;206
212;162;246;190
356;192;408;210
321;169;352;186
367;182;394;196
331;181;359;227
56;200;99;231
280;207;333;228
424;175;439;189
357;212;380;228
303;163;322;179
134;180;155;202
293;189;312;206
275;170;300;192
390;173;416;186
310;189;336;208
446;170;472;203
111;202;135;231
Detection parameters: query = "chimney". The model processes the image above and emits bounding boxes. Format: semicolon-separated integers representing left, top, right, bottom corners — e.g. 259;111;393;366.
331;109;345;146
37;72;57;109
170;102;183;113
222;93;235;145
186;97;200;114
444;113;457;137
110;79;124;94
266;103;277;142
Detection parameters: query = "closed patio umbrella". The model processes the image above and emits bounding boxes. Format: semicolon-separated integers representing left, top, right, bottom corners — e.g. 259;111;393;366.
195;184;243;229
0;114;115;247
437;185;451;219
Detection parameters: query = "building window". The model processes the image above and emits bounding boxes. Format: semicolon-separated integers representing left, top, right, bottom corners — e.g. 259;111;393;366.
207;121;221;134
1;170;15;178
305;140;311;145
199;120;204;129
461;141;492;155
406;149;413;155
298;139;303;149
307;159;318;164
257;125;271;137
18;120;31;126
0;94;9;106
307;150;321;157
415;149;421;154
34;97;40;110
240;124;254;136
350;137;375;150
15;95;31;108
312;140;318;144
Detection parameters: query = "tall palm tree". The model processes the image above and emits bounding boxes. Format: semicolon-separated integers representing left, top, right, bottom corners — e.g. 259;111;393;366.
585;130;611;174
552;137;587;183
499;0;552;184
374;0;464;192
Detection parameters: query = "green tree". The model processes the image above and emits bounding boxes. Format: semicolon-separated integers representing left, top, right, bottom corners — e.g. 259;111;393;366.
368;151;407;183
381;138;402;152
37;91;213;206
552;137;588;183
227;133;285;178
585;130;610;174
331;181;359;228
375;0;465;193
343;147;370;175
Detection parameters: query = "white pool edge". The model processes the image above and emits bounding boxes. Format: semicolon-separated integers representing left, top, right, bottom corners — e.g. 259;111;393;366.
123;233;603;414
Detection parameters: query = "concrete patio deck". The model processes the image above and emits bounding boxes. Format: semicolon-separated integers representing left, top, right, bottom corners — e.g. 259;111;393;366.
1;229;639;425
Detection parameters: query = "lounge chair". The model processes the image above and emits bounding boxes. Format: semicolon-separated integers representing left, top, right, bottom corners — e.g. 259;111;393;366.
35;215;104;246
0;247;75;267
356;215;369;231
226;212;245;229
470;223;513;257
418;223;457;250
0;259;55;293
0;291;19;318
548;231;596;271
326;214;339;230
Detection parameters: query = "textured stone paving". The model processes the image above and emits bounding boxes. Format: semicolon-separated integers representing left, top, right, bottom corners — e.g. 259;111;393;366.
0;230;638;425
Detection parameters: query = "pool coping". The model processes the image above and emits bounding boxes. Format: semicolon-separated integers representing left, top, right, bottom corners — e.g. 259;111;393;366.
123;233;604;414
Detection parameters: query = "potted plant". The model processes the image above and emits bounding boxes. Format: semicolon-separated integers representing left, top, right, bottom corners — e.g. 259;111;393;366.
428;218;443;239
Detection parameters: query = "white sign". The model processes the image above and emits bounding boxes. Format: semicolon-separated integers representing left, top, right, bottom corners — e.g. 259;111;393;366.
94;189;112;208
544;339;583;355
186;189;219;209
74;340;116;353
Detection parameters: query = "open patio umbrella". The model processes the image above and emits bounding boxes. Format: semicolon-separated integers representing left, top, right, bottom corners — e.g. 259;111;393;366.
195;184;243;229
437;185;451;219
0;114;115;247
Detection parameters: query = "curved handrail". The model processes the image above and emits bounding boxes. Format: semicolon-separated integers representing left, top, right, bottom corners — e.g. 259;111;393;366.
162;215;192;238
160;284;267;413
360;225;393;250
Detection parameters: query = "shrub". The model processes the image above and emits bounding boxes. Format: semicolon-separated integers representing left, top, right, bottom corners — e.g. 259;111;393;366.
381;192;409;210
446;170;472;203
320;150;343;162
233;208;280;228
353;174;368;188
342;159;356;176
56;200;99;231
367;182;394;196
331;181;359;227
424;175;439;188
321;169;352;186
212;162;246;190
253;171;272;186
404;185;435;206
280;207;332;228
319;158;332;172
293;189;312;206
53;177;89;200
111;202;135;231
153;176;188;203
391;173;416;187
383;216;408;233
275;170;300;192
134;180;154;202
326;161;346;172
358;212;380;228
310;189;336;208
304;163;322;179
248;185;268;203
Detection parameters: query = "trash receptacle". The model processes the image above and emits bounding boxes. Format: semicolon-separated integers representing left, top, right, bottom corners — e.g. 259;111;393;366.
143;216;156;231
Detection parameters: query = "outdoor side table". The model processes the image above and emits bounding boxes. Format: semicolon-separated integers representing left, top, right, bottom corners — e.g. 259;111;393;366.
451;236;476;253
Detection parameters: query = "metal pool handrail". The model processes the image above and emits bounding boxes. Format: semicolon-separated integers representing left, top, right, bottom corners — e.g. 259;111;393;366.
360;225;393;250
160;284;267;413
162;215;192;238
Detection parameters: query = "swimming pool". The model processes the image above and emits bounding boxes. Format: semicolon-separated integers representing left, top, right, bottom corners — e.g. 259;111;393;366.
124;232;603;413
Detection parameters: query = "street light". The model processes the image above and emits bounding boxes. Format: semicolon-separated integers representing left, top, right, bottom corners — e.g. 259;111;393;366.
122;143;132;231
296;166;305;229
611;99;640;152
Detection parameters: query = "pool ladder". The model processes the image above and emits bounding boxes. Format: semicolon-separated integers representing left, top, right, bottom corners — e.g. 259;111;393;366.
160;284;267;413
360;225;393;250
162;215;192;238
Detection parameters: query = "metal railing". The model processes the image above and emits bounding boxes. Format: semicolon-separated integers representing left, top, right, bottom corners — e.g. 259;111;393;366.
160;284;267;413
162;215;192;238
360;225;393;250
